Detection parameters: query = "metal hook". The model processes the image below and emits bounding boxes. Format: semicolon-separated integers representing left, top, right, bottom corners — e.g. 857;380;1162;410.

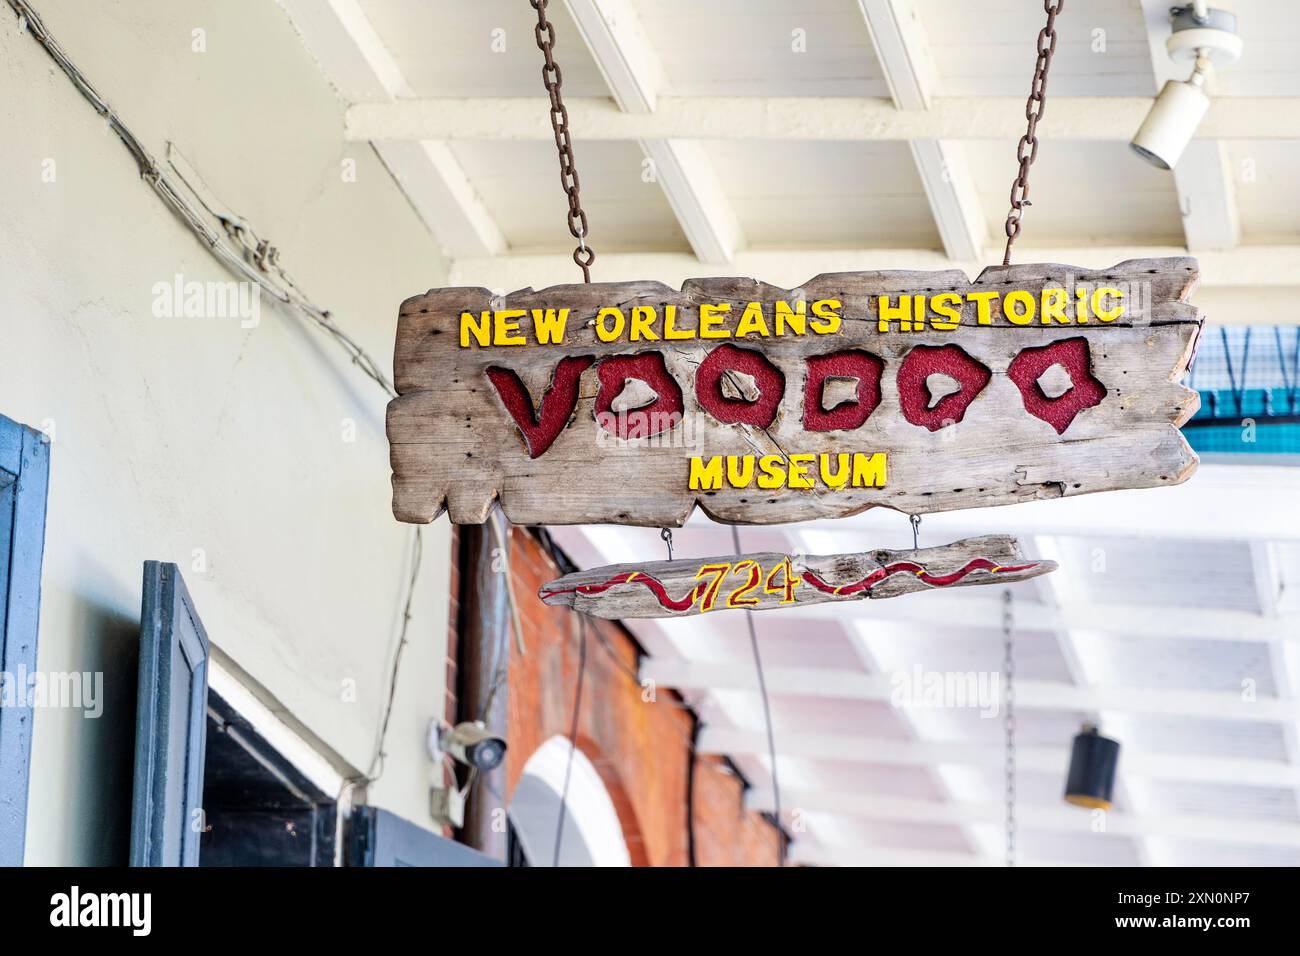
660;527;673;561
909;514;921;551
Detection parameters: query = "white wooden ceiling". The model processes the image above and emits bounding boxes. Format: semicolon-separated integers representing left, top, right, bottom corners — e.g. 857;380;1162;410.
281;0;1300;866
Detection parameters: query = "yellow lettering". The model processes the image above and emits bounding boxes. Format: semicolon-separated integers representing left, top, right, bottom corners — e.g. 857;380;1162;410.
460;310;491;348
494;309;527;345
819;453;851;490
810;299;842;334
735;302;771;339
596;307;625;342
851;452;888;488
786;453;815;490
1075;286;1090;323
699;304;731;339
663;305;694;340
688;456;723;491
877;295;911;333
726;455;755;487
532;308;569;344
756;454;786;490
774;300;807;336
968;291;999;326
1040;289;1069;325
1004;291;1035;326
629;305;658;342
1092;287;1124;322
930;292;962;331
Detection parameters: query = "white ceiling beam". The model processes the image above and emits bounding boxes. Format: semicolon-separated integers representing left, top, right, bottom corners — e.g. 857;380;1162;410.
1175;141;1241;252
908;140;986;263
449;245;1300;294
698;726;1300;788
565;0;742;265
282;0;505;258
1138;0;1240;252
639;140;743;266
563;0;663;113
858;0;935;110
641;658;1300;723
760;791;1300;849
346;96;1300;143
1257;540;1300;817
1031;542;1158;865
847;623;986;855
1252;542;1283;618
373;140;506;258
859;1;985;262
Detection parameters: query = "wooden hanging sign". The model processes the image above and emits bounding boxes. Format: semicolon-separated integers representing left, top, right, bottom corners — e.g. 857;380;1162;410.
388;257;1201;526
538;535;1055;619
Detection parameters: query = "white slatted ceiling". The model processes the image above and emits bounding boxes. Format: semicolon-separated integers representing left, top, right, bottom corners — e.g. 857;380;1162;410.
916;0;1156;97
637;0;888;97
445;140;689;253
362;0;610;97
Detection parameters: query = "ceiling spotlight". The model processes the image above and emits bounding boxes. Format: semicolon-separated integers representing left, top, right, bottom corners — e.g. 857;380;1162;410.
1064;723;1121;810
1130;4;1242;170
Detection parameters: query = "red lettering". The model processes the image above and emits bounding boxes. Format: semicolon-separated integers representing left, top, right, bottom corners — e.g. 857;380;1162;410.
803;349;884;432
485;356;593;458
594;352;684;438
1007;337;1106;434
695;344;784;428
897;344;991;432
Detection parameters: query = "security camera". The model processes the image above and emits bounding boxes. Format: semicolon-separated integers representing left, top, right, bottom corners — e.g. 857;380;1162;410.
1130;4;1241;170
431;720;507;772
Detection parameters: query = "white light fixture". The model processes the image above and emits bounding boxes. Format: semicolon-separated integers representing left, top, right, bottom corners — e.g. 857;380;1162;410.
1130;3;1242;170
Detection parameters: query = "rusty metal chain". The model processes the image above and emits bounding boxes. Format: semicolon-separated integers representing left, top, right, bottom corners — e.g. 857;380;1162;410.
1001;0;1064;266
531;0;595;282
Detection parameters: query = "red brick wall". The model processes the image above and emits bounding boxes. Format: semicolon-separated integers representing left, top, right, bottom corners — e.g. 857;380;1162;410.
502;526;781;867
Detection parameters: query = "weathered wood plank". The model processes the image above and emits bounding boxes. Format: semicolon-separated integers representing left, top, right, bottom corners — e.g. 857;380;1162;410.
388;258;1202;526
538;535;1056;619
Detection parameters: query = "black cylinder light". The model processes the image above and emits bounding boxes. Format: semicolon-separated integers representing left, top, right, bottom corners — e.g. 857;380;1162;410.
1064;723;1120;810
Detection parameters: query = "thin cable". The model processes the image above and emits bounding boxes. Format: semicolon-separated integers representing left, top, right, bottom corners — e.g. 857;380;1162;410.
6;0;397;398
553;614;589;866
367;525;424;783
687;713;700;867
1002;588;1017;867
730;525;785;867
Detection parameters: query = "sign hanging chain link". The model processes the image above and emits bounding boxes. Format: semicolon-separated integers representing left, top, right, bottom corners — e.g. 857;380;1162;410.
1002;588;1016;867
531;0;596;282
1001;0;1064;266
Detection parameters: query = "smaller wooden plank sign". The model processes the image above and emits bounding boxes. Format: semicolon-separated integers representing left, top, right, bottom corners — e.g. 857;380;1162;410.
538;535;1056;619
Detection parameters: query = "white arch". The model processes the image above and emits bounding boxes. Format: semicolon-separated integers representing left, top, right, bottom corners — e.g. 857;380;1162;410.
508;735;632;867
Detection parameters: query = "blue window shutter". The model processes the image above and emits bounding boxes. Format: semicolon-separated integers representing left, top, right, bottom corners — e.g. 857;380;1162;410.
0;416;51;866
349;807;502;867
130;562;210;867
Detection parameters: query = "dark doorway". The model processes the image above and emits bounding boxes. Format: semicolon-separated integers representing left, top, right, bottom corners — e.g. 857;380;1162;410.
200;691;336;867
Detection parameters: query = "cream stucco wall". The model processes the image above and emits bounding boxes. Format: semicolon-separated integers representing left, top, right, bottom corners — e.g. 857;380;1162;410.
0;0;451;863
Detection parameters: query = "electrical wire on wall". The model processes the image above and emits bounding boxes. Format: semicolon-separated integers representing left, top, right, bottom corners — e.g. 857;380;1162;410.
552;613;589;867
730;525;786;868
6;0;423;792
